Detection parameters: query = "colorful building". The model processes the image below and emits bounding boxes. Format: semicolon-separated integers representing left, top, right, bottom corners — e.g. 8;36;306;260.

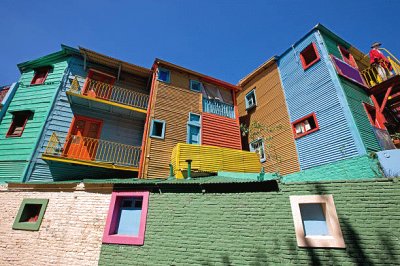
0;83;18;123
276;24;398;171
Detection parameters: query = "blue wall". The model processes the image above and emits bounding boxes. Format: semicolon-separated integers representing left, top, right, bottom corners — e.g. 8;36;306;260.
278;30;365;170
27;57;145;182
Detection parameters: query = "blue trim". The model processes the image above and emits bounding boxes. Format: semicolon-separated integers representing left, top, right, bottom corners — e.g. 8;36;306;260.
245;89;257;110
188;112;201;125
316;30;366;155
187;112;201;144
189;80;202;92
157;67;170;83
149;119;166;139
186;124;201;144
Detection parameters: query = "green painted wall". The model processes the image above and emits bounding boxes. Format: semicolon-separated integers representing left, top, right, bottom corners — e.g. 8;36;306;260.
282;155;382;183
321;32;381;153
0;59;68;183
339;78;381;152
99;178;400;265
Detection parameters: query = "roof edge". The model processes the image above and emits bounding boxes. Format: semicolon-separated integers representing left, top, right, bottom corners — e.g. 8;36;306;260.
238;56;278;86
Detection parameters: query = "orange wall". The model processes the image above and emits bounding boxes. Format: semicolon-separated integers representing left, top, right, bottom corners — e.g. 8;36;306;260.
237;61;300;175
201;113;242;150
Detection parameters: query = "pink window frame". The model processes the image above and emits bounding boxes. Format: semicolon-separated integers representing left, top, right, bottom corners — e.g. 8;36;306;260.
300;43;321;70
338;45;357;68
102;191;149;245
289;195;345;248
291;112;319;139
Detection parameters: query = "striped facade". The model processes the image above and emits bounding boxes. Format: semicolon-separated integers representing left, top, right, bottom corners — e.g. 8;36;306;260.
237;59;301;175
0;49;72;183
278;30;366;170
141;60;242;179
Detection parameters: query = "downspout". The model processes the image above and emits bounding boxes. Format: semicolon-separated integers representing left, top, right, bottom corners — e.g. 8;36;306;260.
233;90;242;149
138;63;158;178
22;60;71;182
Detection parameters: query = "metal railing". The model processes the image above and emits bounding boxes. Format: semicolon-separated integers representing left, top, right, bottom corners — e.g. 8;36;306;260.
361;49;400;87
44;132;141;168
69;77;149;110
202;98;235;119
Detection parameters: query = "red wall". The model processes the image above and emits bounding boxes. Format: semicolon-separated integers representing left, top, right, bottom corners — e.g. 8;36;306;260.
201;113;242;150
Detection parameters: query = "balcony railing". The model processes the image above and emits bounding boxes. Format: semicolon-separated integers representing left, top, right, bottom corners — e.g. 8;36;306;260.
69;77;149;111
43;132;141;169
361;49;400;87
202;98;235;119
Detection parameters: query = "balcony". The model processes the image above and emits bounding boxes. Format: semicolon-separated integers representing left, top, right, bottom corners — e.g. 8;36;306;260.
202;98;235;119
171;143;261;178
42;132;141;171
66;77;149;117
361;49;400;88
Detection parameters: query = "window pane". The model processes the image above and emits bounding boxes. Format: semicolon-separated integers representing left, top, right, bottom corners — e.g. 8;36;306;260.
151;121;164;137
116;198;142;236
300;203;329;236
158;69;169;82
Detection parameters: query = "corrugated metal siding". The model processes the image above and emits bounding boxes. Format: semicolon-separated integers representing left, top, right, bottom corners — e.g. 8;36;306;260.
0;161;27;183
171;143;261;177
0;58;69;182
339;78;381;152
237;63;300;175
201;113;241;150
143;76;202;178
278;32;360;170
28;57;145;182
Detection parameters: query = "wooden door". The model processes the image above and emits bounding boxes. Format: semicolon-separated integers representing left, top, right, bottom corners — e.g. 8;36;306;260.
83;70;115;100
63;116;103;161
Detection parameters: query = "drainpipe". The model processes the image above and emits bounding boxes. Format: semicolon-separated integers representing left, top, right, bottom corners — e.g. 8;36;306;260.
186;159;192;179
138;63;158;178
168;164;175;180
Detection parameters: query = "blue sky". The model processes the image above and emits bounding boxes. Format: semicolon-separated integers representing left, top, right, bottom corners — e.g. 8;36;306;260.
1;0;399;85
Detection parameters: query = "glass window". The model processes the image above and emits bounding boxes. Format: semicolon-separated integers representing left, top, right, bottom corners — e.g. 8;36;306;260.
299;203;329;236
150;119;166;139
103;192;149;245
13;199;49;231
292;113;319;139
6;111;33;137
190;80;202;92
250;139;266;162
245;89;257;110
158;68;170;83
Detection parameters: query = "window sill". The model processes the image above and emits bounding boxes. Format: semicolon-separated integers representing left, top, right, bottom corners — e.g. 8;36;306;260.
246;104;256;111
302;57;321;70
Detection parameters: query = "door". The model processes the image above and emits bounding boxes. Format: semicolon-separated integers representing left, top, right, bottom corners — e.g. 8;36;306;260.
83;70;116;100
63;116;103;161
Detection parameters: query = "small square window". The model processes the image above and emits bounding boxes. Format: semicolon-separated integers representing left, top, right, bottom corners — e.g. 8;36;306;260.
31;67;51;85
188;113;201;125
250;139;266;163
158;68;170;83
292;113;319;139
150;119;166;139
190;80;203;92
245;89;257;110
300;43;320;70
103;191;149;245
13;199;49;231
6;111;33;138
290;195;345;248
338;45;357;68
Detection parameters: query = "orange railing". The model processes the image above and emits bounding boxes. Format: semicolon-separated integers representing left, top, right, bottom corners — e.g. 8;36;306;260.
69;77;149;110
44;132;141;168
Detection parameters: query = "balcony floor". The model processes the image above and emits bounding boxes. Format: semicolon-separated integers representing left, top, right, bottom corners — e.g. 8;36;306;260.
42;154;139;172
66;91;147;119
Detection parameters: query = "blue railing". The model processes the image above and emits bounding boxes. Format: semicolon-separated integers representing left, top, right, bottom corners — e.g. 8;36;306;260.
202;98;235;119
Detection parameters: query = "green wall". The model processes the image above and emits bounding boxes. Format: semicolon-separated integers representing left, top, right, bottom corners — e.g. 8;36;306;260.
321;32;381;153
99;178;400;265
0;59;68;183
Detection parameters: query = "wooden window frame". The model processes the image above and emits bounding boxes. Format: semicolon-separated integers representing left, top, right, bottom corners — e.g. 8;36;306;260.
30;67;51;85
338;45;357;68
157;67;170;83
12;199;49;231
149;119;166;139
103;191;149;245
290;195;345;248
245;89;257;110
300;43;321;70
190;80;203;92
6;111;32;138
292;112;319;139
66;115;104;139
